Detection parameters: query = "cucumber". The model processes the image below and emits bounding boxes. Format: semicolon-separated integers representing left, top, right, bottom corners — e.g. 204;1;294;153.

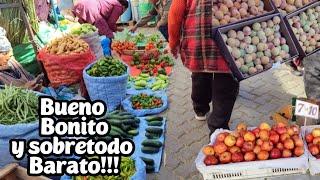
109;110;120;115
121;119;137;125
111;126;127;137
128;129;139;136
146;127;163;135
107;119;123;127
145;116;163;122
106;114;135;120
146;164;155;173
141;146;160;154
118;112;132;116
140;157;154;166
130;122;139;128
121;124;131;131
147;121;163;126
109;129;121;137
142;139;162;148
145;132;160;139
134;118;140;123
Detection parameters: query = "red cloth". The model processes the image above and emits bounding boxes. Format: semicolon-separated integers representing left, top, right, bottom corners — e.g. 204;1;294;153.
72;0;124;38
168;0;230;73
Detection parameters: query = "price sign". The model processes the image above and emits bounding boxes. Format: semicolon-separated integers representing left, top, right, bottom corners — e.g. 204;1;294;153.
295;100;319;119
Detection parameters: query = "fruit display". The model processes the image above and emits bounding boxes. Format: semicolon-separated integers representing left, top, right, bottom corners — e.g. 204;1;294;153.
273;0;315;14
221;16;292;76
305;128;320;159
131;94;163;109
287;5;320;54
70;23;97;36
45;35;89;55
212;0;270;27
203;122;304;166
86;57;127;77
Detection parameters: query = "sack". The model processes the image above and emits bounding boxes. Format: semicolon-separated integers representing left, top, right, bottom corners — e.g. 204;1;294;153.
37;48;95;88
83;62;129;112
80;31;104;60
303;51;320;101
0;121;39;168
122;92;168;116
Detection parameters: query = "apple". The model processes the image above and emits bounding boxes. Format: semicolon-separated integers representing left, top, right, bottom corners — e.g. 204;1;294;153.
276;127;287;135
229;146;241;154
261;141;273;152
244;152;256;161
270;148;282;159
253;145;261;154
270;134;280;144
256;139;263;146
244;131;256;142
294;138;304;147
313;137;320;145
216;133;227;142
259;130;270;141
282;149;292;158
242;141;255;152
312;128;320;138
224;135;237;147
232;152;244;162
305;133;314;143
214;142;228;154
257;150;269;160
270;130;277;135
203;145;215;156
291;125;300;135
259;122;271;131
276;122;287;128
294;146;304;157
219;152;232;164
280;133;290;142
308;144;319;156
284;139;295;150
291;134;300;141
252;128;260;138
287;127;295;136
204;155;218;166
236;122;247;132
276;142;284;151
236;137;244;147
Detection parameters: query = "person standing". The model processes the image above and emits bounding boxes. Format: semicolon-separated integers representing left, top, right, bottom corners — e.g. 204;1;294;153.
130;0;171;41
168;0;239;134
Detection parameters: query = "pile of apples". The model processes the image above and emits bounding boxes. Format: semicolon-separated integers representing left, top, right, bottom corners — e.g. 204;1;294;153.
203;122;305;166
305;128;320;158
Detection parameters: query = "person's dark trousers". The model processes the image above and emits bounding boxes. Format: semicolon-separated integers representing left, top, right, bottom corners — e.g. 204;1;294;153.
192;72;239;134
158;24;169;42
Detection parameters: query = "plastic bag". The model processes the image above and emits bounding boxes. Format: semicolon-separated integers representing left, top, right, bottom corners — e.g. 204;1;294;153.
80;31;104;60
37;48;95;88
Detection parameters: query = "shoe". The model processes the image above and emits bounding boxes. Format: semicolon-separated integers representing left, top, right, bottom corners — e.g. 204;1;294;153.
195;112;208;121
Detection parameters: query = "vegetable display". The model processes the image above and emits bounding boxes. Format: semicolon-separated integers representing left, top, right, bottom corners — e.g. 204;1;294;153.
73;157;135;180
71;23;97;36
203;122;304;166
112;41;137;54
131;73;151;90
0;86;38;125
129;74;168;91
273;0;314;14
150;75;169;91
144;116;164;139
131;94;163;109
45;35;89;55
222;16;291;75
87;57;127;77
287;6;320;54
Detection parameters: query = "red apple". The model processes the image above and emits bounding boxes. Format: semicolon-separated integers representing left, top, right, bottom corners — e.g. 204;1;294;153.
204;155;218;166
216;133;227;142
252;128;260;138
291;125;300;135
203;145;215;156
282;149;292;158
294;146;304;157
236;137;244;147
242;141;255;152
309;144;320;156
276;142;284;151
261;141;273;152
280;133;290;142
313;137;320;145
219;152;232;164
244;152;256;161
259;130;270;141
276;127;287;135
259;122;271;131
294;138;304;147
236;122;247;132
287;127;295;136
270;134;280;144
257;150;269;160
253;145;261;154
284;139;295;150
232;152;244;162
291;134;300;141
244;131;256;142
276;122;287;128
224;135;237;147
305;133;314;143
229;146;241;154
256;139;263;146
270;148;282;159
270;130;277;135
214;142;228;154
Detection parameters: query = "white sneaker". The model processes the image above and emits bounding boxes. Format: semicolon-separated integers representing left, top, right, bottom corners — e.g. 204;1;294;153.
195;113;207;121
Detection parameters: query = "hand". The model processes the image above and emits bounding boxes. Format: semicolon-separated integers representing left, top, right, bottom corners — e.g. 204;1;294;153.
130;26;137;33
164;44;179;59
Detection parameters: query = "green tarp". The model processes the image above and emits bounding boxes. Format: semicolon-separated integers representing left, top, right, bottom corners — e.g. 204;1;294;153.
13;43;40;75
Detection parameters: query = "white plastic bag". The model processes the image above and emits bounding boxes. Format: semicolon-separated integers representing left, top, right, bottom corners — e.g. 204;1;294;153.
80;31;104;60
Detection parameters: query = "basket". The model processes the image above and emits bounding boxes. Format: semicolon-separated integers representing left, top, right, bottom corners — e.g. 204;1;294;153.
284;1;320;58
215;13;299;81
195;128;309;180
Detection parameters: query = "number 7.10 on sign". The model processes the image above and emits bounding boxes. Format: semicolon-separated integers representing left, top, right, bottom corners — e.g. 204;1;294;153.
295;100;319;119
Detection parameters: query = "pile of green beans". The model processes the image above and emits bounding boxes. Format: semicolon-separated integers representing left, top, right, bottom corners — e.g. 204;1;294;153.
0;86;38;125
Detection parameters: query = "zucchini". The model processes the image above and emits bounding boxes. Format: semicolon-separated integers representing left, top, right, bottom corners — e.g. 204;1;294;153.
146;164;155;173
140;157;154;166
146;127;163;135
128;129;139;136
145;116;163;122
147;121;163;126
145;132;160;139
142;139;162;148
141;146;160;154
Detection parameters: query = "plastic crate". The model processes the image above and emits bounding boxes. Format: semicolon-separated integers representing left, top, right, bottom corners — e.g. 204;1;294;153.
195;128;309;180
215;13;299;81
284;1;320;58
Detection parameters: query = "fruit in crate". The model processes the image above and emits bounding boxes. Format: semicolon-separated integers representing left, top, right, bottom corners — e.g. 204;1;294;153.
288;6;320;54
203;122;304;166
305;128;320;158
273;0;314;14
212;0;269;27
222;16;292;77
